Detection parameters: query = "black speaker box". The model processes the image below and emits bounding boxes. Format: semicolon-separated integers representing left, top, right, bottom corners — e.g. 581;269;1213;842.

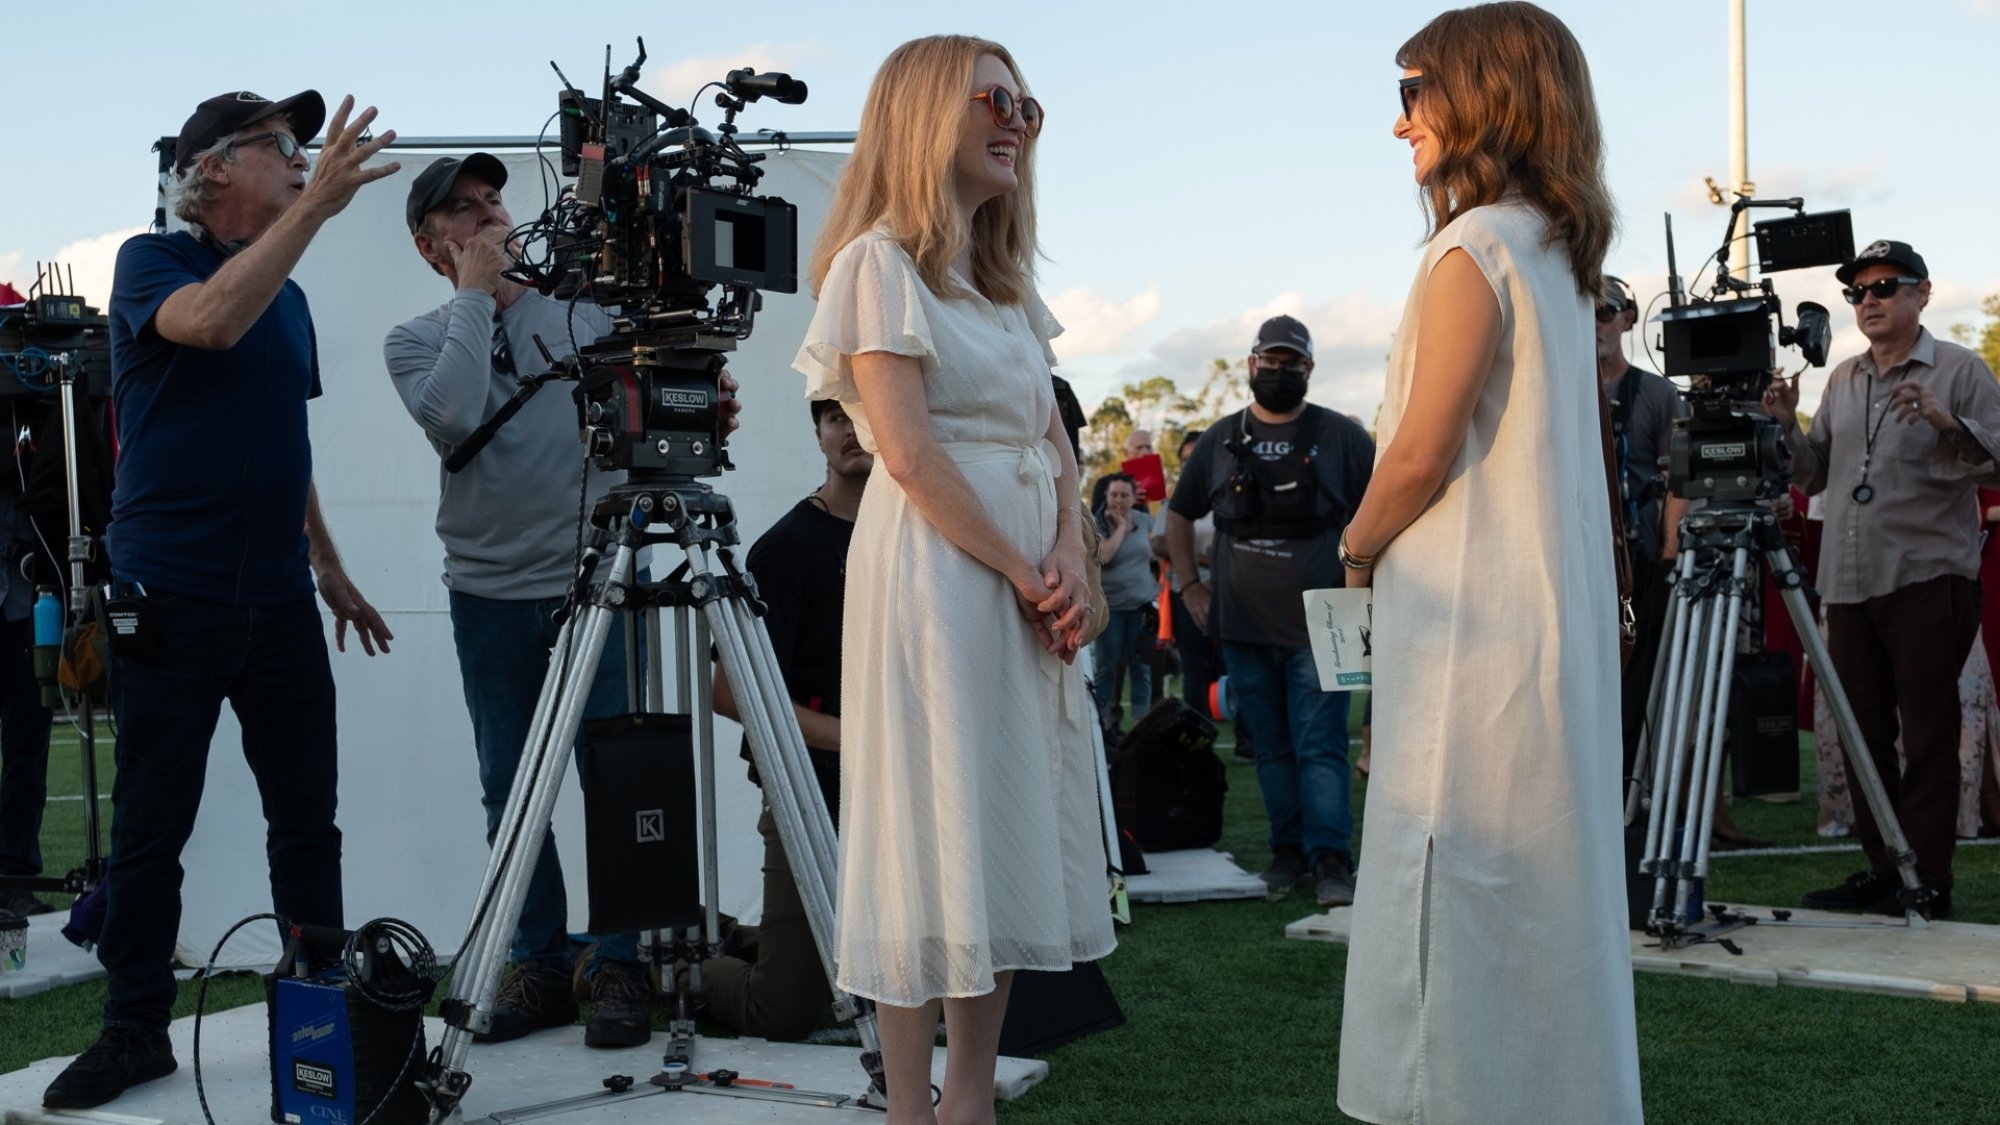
997;961;1125;1057
1729;652;1800;798
580;713;701;934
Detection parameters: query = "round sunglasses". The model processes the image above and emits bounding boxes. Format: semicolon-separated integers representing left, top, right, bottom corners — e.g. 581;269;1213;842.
970;86;1045;138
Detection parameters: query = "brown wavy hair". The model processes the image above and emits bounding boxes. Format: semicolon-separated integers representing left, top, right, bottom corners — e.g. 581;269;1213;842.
1398;2;1614;297
808;35;1038;306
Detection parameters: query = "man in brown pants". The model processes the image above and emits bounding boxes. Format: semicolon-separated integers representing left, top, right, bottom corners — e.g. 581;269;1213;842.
707;397;871;1038
1765;239;2000;919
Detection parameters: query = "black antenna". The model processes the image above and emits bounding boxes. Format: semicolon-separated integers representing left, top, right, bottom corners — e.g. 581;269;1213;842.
1664;214;1684;308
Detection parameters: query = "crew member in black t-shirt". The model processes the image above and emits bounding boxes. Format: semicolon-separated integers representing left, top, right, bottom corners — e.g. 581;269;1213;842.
1166;316;1374;909
704;397;871;1040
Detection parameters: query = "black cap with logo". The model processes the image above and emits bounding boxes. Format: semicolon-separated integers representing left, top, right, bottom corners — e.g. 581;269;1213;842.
405;154;510;233
1835;239;1928;285
1252;314;1313;359
174;90;326;173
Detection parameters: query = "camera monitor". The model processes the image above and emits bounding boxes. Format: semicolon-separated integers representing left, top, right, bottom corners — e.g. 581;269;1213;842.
1753;209;1854;274
1659;296;1774;383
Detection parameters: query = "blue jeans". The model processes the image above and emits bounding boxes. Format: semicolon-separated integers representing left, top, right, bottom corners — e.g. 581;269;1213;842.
0;615;54;877
1090;607;1155;726
448;590;638;972
1222;641;1352;864
100;593;340;1030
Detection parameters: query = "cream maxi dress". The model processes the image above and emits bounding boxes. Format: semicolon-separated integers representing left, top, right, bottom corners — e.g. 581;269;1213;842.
1337;200;1644;1124
793;229;1116;1007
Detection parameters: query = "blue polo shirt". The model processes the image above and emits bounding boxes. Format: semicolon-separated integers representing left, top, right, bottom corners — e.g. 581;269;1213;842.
106;231;322;606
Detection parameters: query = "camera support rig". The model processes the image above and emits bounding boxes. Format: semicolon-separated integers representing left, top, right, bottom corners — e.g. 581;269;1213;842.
1628;198;1934;944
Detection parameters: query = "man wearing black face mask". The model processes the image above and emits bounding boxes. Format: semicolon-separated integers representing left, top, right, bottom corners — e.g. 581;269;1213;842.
1166;315;1375;907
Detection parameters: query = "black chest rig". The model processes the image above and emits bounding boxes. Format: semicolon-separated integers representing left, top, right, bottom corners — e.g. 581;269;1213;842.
1211;404;1334;540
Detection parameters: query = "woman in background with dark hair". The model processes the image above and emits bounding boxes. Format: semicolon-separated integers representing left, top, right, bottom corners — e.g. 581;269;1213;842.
1335;4;1642;1121
1089;472;1154;733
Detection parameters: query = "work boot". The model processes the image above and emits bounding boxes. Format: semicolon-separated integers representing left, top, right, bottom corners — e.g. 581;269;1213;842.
1260;846;1307;901
584;960;653;1048
43;1027;177;1109
1314;853;1356;909
1866;885;1952;921
1800;870;1897;912
476;964;578;1043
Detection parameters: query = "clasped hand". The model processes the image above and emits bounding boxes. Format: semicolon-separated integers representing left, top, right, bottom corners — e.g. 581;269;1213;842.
1012;531;1090;664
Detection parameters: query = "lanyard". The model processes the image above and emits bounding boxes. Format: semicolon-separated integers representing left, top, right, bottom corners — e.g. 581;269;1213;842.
1853;367;1895;504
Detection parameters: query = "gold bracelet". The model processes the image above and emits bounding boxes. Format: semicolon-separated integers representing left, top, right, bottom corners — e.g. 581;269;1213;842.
1338;533;1378;570
1057;508;1083;523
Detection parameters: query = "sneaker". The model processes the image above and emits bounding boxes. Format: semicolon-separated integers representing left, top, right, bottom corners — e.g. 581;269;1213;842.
584;960;653;1048
43;1027;177;1109
1259;847;1307;901
476;964;578;1043
1801;870;1898;912
1314;854;1356;909
1865;885;1952;921
2;890;57;917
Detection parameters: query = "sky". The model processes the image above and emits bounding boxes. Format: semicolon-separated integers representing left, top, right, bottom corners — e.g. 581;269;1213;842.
5;0;1999;422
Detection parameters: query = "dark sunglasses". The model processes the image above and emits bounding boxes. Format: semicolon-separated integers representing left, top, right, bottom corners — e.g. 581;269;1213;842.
1399;75;1424;119
232;131;309;166
970;86;1045;138
1840;276;1921;305
1595;303;1632;323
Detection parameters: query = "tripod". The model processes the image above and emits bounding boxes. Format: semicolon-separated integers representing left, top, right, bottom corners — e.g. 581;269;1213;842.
0;350;108;903
421;478;884;1122
1628;502;1929;945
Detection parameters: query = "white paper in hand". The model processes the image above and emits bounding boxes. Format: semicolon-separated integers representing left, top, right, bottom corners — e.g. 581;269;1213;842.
1302;587;1373;692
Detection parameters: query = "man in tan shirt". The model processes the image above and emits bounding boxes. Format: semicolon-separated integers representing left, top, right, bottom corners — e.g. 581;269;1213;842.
1763;239;2000;919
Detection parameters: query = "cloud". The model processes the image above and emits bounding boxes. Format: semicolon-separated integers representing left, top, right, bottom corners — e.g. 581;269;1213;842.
640;42;838;112
1045;286;1161;358
0;226;143;309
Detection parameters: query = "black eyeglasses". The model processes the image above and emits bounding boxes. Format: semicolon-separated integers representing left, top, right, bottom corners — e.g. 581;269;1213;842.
970;86;1045;138
232;131;309;166
1595;303;1631;323
1840;276;1921;305
1398;76;1424;119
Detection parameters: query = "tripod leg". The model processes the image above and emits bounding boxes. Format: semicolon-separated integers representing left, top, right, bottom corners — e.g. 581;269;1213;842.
1628;554;1689;827
1674;547;1750;924
1767;549;1929;924
1651;579;1717;925
1642;553;1700;868
694;546;885;1095
430;542;638;1109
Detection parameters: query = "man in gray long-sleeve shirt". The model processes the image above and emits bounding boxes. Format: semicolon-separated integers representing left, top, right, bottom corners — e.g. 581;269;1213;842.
383;153;649;1045
1763;239;2000;919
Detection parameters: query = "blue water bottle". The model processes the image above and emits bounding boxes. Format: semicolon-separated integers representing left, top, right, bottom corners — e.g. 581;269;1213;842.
33;587;61;708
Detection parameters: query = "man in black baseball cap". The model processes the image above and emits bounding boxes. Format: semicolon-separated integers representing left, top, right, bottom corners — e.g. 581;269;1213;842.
1165;312;1377;909
172;89;327;173
41;93;400;1112
382;152;740;1048
1764;236;2000;921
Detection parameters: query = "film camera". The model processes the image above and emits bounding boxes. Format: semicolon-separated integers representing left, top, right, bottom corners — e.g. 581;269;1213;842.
498;39;805;484
1656;198;1851;502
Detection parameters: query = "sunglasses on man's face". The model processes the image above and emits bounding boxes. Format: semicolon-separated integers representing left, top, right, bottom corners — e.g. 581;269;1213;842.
1840;276;1921;305
1595;302;1632;323
970;85;1045;138
233;131;309;166
1399;76;1424;119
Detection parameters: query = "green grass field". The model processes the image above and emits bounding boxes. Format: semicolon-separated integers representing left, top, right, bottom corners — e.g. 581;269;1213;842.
7;709;2000;1124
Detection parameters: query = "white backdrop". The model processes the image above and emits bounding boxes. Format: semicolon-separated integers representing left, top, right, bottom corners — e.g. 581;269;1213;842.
173;147;847;968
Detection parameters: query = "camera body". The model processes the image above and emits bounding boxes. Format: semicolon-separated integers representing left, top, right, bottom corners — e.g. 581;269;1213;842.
1656;201;1850;503
510;42;806;485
